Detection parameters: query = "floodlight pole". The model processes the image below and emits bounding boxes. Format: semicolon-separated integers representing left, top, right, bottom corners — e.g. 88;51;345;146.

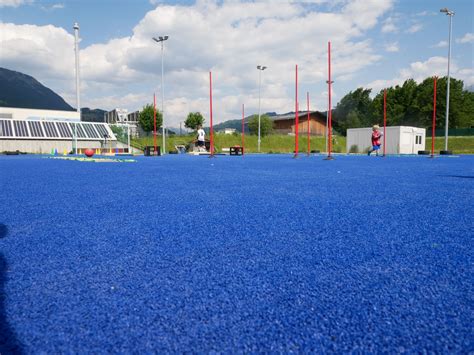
431;77;438;158
154;93;157;155
294;64;299;158
383;89;387;157
440;8;454;152
242;103;245;155
257;65;267;152
325;41;334;160
73;22;81;154
153;35;169;155
307;92;310;156
209;71;215;158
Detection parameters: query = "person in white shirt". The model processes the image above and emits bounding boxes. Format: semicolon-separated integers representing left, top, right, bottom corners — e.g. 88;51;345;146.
197;125;206;151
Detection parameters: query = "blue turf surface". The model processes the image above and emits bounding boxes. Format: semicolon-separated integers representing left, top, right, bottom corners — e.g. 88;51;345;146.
0;154;473;353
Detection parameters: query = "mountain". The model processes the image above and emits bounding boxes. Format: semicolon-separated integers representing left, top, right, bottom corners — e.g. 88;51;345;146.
0;67;75;111
213;112;278;133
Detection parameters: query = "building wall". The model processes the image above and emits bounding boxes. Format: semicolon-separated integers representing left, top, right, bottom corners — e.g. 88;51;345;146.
346;126;426;154
0;107;80;122
274;117;326;135
0;139;102;154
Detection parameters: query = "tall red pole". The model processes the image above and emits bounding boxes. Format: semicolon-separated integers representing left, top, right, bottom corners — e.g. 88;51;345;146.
432;77;437;157
383;89;387;156
307;92;310;156
209;71;214;157
153;93;157;155
327;41;333;159
294;64;299;157
242;103;245;155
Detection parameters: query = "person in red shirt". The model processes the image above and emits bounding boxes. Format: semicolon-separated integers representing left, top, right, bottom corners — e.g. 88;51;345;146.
368;124;383;156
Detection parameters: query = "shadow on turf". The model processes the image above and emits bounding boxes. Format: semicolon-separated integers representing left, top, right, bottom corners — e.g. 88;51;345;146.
0;224;24;354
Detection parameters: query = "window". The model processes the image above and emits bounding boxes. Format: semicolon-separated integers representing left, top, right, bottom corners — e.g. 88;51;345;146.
415;135;422;145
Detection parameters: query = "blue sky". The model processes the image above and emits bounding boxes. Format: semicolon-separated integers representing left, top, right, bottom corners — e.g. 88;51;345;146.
1;0;473;127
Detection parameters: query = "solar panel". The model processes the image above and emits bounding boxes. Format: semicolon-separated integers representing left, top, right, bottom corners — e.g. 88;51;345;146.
69;123;86;138
43;121;59;138
13;120;30;137
82;124;101;139
56;122;72;138
95;124;110;138
28;121;45;138
0;120;14;137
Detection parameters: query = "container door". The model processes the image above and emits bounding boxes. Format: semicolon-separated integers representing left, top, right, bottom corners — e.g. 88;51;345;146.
400;130;414;154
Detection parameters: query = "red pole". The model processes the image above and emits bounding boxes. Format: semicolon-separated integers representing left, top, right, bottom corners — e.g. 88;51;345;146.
153;93;157;155
383;89;387;156
307;92;310;156
294;64;299;157
432;77;437;157
209;71;214;157
327;41;333;159
242;103;245;155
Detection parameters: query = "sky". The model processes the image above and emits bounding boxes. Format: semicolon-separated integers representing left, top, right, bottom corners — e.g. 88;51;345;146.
1;0;473;128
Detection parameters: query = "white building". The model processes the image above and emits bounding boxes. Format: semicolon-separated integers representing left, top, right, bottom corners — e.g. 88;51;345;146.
105;109;139;138
346;126;426;154
0;107;117;154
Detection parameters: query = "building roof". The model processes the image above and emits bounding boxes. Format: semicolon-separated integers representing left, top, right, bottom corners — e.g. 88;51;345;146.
271;111;326;122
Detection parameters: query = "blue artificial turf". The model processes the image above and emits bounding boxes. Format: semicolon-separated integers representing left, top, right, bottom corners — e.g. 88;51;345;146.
0;154;473;353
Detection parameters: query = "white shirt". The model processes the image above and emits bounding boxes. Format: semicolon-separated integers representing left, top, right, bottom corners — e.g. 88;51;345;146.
197;128;205;141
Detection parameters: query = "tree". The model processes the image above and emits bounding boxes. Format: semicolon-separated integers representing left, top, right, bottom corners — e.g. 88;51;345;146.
139;104;162;133
248;114;273;136
333;88;375;132
184;112;205;131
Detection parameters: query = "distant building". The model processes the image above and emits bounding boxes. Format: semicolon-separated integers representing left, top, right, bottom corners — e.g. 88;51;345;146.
346;126;426;154
105;108;139;137
104;108;128;124
272;111;327;135
223;128;236;135
0;107;117;153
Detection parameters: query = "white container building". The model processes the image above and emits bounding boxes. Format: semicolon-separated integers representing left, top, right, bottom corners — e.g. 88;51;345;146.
346;126;426;155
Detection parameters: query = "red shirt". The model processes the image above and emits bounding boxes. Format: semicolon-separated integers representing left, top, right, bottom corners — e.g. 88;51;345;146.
371;131;382;146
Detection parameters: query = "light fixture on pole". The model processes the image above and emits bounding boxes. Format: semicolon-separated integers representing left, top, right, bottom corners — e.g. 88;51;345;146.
256;65;267;153
439;7;454;154
152;35;169;155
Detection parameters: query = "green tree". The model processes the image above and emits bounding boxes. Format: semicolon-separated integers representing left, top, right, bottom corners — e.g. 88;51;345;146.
334;88;375;134
139;104;162;133
248;114;273;136
110;125;125;141
184;112;205;131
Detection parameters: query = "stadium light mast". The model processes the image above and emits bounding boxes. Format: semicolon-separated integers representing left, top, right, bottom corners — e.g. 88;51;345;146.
73;22;81;154
256;65;267;153
153;35;169;155
440;7;454;153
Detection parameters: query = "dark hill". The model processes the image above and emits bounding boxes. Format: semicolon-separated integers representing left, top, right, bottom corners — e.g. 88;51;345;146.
0;67;74;111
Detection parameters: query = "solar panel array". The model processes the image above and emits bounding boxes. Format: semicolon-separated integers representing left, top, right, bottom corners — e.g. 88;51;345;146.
0;120;116;140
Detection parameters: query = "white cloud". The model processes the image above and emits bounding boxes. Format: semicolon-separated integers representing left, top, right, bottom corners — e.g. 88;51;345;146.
456;32;474;44
432;41;448;48
406;23;422;33
365;56;474;93
0;0;32;7
381;16;397;33
40;3;64;11
385;42;399;52
0;0;396;125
